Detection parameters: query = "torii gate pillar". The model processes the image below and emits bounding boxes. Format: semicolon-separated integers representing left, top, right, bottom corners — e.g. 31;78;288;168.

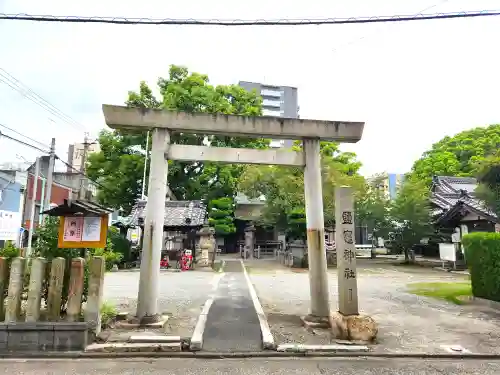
303;138;330;322
137;128;170;323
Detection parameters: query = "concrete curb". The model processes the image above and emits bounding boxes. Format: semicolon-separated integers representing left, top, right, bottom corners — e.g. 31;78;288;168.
1;351;500;360
189;272;225;351
277;344;369;353
240;259;275;350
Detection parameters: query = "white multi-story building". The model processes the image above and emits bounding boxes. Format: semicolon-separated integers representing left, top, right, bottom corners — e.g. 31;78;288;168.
238;81;299;149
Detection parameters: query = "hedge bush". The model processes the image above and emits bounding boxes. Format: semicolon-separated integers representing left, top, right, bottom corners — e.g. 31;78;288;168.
462;232;500;302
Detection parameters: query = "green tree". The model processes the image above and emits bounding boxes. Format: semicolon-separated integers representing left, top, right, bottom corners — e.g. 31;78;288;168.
355;175;392;243
87;65;269;214
286;208;307;241
238;141;364;233
388;178;433;261
208;197;236;235
474;151;500;217
410;124;500;184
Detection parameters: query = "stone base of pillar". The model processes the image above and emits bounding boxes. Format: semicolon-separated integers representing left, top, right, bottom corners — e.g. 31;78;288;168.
197;249;210;267
329;311;378;342
115;314;169;329
300;314;330;329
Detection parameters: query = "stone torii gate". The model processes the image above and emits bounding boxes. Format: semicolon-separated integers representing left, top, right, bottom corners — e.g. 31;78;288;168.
102;105;364;325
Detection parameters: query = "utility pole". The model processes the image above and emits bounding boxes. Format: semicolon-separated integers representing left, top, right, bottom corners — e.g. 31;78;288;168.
26;157;40;258
43;138;56;219
78;133;90;200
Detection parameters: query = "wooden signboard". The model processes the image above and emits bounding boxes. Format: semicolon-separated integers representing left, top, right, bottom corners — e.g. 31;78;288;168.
58;215;108;249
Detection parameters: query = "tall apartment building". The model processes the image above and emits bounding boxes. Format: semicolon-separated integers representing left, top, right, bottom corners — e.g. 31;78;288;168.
368;172;405;200
238;81;299;148
67;142;101;173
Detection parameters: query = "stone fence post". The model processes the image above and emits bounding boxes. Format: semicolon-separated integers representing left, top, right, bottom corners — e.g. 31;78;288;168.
0;257;8;321
25;257;46;322
47;257;66;321
67;258;85;322
85;256;105;335
5;257;26;323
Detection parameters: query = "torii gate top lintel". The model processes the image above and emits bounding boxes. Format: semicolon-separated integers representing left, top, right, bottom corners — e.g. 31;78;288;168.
102;104;364;143
105;105;365;322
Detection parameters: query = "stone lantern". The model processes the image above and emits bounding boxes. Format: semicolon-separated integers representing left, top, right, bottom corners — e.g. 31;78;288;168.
244;223;256;259
197;224;215;267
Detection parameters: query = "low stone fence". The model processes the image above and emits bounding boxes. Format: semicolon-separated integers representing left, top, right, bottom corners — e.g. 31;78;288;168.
0;256;105;352
277;241;337;268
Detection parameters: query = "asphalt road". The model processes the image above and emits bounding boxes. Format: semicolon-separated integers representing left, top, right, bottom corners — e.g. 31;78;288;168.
2;358;500;374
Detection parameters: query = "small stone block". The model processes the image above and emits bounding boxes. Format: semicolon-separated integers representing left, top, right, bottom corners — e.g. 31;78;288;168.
114;315;168;330
128;335;181;343
300;315;330;329
85;342;182;353
115;312;129;321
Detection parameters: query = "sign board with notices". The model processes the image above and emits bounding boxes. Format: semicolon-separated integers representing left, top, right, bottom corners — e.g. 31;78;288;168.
58;215;108;248
439;243;456;262
0;210;21;241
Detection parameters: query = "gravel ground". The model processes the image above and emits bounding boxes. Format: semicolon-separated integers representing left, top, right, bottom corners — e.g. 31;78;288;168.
248;259;500;354
102;269;216;339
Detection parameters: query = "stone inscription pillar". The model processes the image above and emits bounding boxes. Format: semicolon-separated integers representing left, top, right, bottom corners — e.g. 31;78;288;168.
335;186;359;315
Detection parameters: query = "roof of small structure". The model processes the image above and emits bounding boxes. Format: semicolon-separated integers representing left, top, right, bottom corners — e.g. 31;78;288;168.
430;175;498;224
42;199;114;216
115;199;207;228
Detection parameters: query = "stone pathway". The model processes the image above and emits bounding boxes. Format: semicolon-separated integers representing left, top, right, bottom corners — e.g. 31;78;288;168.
202;260;262;352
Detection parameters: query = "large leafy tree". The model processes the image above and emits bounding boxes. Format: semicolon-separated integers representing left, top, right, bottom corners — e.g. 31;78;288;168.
87;65;269;214
237;141;364;234
410;124;500;184
474;151;500;217
388;177;433;261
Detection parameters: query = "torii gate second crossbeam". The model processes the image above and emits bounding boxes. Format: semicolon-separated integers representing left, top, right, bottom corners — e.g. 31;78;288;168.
102;105;365;325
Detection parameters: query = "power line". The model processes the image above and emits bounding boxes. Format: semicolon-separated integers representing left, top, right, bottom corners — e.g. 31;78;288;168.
0;130;50;154
55;155;107;192
0;123;50;149
0;10;498;26
0;68;87;133
332;0;450;52
0;124;117;202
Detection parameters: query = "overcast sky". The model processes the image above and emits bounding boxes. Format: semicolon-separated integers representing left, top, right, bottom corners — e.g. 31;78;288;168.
0;0;499;175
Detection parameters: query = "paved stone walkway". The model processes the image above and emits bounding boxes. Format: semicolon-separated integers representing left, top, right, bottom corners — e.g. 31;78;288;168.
202;260;262;352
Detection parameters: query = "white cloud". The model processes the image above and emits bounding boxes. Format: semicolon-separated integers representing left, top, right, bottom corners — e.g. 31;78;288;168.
0;0;499;175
